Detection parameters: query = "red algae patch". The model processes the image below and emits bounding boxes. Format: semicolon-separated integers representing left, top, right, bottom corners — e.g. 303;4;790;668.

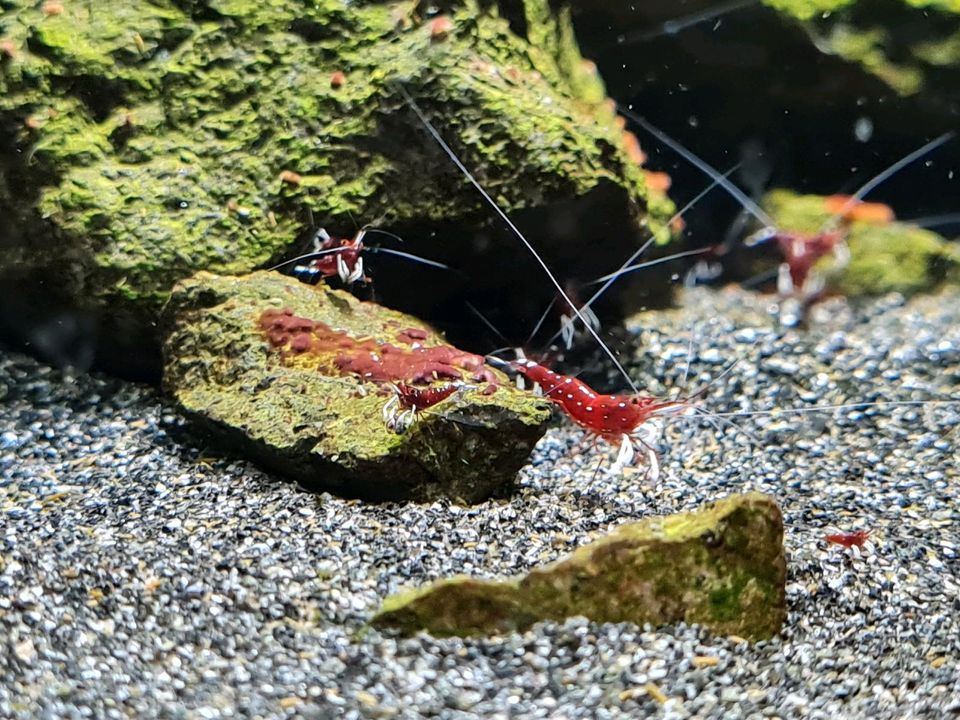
259;309;498;385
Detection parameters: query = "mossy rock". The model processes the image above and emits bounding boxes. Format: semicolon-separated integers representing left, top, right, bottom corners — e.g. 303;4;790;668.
0;0;673;375
373;492;786;640
762;189;960;296
763;0;960;95
161;270;552;503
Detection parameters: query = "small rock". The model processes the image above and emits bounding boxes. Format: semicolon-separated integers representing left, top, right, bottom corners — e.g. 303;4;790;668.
373;493;786;640
161;272;551;503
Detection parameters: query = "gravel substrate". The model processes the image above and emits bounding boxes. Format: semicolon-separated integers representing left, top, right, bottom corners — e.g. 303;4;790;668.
1;286;958;719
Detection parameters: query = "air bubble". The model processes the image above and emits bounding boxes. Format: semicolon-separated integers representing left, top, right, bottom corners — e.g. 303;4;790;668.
854;117;873;142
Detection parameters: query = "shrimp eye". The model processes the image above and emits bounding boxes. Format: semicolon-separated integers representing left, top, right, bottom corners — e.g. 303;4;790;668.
631;397;639;404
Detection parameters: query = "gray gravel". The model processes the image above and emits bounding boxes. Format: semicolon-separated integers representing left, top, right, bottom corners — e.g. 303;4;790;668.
1;286;958;719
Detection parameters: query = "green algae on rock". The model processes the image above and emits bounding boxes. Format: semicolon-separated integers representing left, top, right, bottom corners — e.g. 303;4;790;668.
0;0;673;374
761;190;960;296
161;271;552;503
763;0;960;95
373;493;786;640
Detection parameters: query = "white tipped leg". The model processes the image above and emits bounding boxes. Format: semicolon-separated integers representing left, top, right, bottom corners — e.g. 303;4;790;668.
645;446;660;482
336;254;350;284
560;315;575;350
803;270;825;299
776;263;794;296
348;256;365;285
609;433;635;476
382;394;398;425
833;239;851;269
394;409;415;434
582;305;600;333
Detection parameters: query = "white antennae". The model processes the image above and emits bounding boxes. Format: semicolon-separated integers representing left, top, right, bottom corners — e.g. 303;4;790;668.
611;0;761;47
712;399;956;418
366;246;451;271
465;300;510;344
825;132;955;229
361;226;407;244
525;297;558;347
397;83;641;394
266;247;350;271
589;247;713;285
618;107;777;228
903;213;960;229
538;164;741;351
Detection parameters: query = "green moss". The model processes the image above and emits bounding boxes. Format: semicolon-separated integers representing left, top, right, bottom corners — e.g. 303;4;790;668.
762;0;857;20
828;26;923;95
373;493;786;640
1;0;671;328
762;0;960;96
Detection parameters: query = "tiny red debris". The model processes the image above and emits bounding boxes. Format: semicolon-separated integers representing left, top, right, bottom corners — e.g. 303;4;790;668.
330;71;346;90
430;16;454;42
824;530;871;548
279;170;302;187
621;130;646;165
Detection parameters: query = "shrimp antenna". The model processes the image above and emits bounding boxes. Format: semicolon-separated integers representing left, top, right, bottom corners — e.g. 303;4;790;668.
364;246;451;271
904;213;960;229
825;132;955;229
684;352;749;402
589;247;714;286
712;399;956;418
608;0;761;48
539;164;741;350
618;107;777;229
525;297;558;347
688;405;761;447
397;82;641;394
465;300;511;344
361;226;407;244
265;247;352;271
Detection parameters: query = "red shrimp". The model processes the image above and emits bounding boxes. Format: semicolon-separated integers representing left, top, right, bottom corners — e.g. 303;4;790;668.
382;382;465;433
270;227;450;287
293;228;369;286
824;530;871;549
491;358;689;478
750;228;847;297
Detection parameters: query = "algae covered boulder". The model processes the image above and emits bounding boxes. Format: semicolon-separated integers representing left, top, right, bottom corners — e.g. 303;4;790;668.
161;270;552;502
0;0;674;374
373;492;786;640
762;189;960;296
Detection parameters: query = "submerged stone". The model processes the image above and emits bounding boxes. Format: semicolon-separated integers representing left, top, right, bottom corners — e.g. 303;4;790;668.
161;271;552;503
373;492;786;640
0;0;673;376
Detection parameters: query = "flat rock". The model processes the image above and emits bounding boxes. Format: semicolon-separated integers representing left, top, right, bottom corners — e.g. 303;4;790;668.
373;492;786;640
161;271;552;503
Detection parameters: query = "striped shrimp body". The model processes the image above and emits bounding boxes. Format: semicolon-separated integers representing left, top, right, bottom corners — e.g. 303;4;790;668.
498;358;689;479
